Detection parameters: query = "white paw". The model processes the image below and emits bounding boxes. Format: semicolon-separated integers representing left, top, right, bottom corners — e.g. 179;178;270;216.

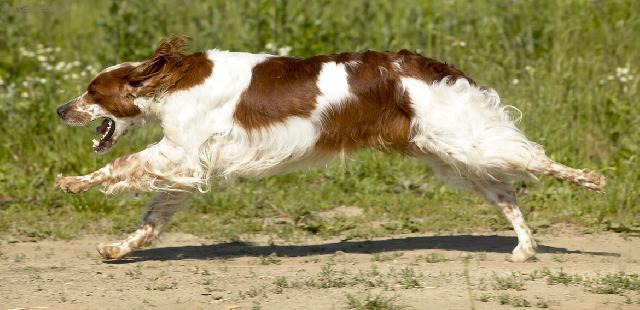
511;244;536;262
96;242;132;259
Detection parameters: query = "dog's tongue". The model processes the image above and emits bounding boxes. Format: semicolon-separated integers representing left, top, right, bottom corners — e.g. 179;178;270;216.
96;119;110;134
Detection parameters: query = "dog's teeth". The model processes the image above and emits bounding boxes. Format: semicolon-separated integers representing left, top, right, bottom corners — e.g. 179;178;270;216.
92;138;99;147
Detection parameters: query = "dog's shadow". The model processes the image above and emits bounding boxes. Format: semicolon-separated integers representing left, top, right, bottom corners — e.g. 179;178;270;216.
106;235;620;264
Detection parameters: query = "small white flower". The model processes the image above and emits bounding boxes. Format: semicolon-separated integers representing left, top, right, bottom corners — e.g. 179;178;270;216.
37;55;48;62
619;76;627;83
459;41;466;47
616;67;630;76
277;46;292;56
512;78;520;85
598;79;605;85
607;75;615;80
0;78;4;86
524;65;535;74
21;92;29;98
72;60;81;66
21;81;28;87
39;78;47;84
265;42;275;50
71;73;79;79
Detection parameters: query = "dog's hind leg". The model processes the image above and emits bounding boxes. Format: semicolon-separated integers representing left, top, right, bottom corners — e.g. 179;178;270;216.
97;191;192;259
476;182;537;262
414;154;537;262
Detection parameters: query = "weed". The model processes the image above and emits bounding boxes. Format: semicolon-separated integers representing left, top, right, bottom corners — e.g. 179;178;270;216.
417;253;449;263
545;269;582;285
273;276;288;294
146;281;177;291
396;267;422;289
478;293;491;302
497;293;530;307
125;266;143;279
258;252;282;265
371;252;403;262
311;263;349;288
14;253;26;263
345;293;404;310
239;286;266;299
586;272;640;294
535;297;550;308
492;273;525;291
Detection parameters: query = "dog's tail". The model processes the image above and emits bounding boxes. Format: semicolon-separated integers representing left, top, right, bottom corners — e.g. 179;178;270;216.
529;160;606;193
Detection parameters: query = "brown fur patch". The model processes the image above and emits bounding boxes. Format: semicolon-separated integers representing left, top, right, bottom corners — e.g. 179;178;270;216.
88;65;140;117
316;51;413;152
233;56;328;129
397;49;475;85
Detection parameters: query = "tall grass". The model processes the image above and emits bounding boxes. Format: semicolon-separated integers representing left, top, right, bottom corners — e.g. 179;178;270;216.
0;0;638;240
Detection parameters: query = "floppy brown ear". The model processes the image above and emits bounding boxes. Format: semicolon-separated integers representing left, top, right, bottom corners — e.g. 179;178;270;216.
127;35;191;96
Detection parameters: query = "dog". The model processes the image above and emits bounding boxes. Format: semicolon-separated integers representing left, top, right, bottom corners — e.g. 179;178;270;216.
56;36;605;261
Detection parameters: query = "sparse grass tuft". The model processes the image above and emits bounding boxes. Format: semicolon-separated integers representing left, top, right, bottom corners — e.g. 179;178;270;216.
417;253;449;263
371;252;404;262
258;252;282;265
145;281;177;291
478;293;491;302
545;269;582;286
586;272;640;294
345;293;405;310
493;273;525;291
497;293;531;307
396;267;422;289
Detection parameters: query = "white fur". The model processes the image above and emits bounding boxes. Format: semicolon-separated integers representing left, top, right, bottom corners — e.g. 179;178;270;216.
402;77;546;184
312;62;353;122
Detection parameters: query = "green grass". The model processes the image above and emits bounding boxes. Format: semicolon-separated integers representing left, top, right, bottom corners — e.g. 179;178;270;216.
0;0;639;240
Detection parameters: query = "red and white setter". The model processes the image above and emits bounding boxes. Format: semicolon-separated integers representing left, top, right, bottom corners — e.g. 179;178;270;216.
56;37;605;261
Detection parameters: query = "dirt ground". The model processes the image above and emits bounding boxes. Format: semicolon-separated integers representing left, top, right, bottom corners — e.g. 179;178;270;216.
1;227;639;309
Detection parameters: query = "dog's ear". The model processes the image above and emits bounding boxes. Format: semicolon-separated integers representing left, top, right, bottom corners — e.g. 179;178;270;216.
126;35;190;96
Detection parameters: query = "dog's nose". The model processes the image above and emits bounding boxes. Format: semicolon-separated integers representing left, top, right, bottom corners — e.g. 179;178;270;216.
56;106;65;118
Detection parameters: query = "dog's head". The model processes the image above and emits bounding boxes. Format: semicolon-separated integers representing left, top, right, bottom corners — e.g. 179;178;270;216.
56;36;191;153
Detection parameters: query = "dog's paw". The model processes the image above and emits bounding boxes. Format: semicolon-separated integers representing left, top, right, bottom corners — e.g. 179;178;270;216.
511;244;536;262
97;242;132;259
56;175;92;193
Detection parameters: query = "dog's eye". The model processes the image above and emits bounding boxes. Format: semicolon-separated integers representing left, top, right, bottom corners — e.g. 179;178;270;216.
88;89;97;96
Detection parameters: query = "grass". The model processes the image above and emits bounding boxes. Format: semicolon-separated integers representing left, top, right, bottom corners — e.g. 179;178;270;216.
257;252;282;265
492;272;526;291
416;252;449;263
586;272;640;295
345;293;404;310
0;0;639;240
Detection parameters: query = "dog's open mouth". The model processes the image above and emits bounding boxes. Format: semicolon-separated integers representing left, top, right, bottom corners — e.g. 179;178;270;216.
92;117;116;153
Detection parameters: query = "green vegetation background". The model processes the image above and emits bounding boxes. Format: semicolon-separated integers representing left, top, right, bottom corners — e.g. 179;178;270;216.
0;0;638;241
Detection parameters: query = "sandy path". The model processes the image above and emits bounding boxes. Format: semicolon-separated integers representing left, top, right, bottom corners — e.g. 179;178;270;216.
1;228;639;309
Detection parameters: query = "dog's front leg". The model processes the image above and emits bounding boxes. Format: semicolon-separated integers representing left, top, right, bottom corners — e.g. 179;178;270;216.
56;143;180;193
97;191;192;259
